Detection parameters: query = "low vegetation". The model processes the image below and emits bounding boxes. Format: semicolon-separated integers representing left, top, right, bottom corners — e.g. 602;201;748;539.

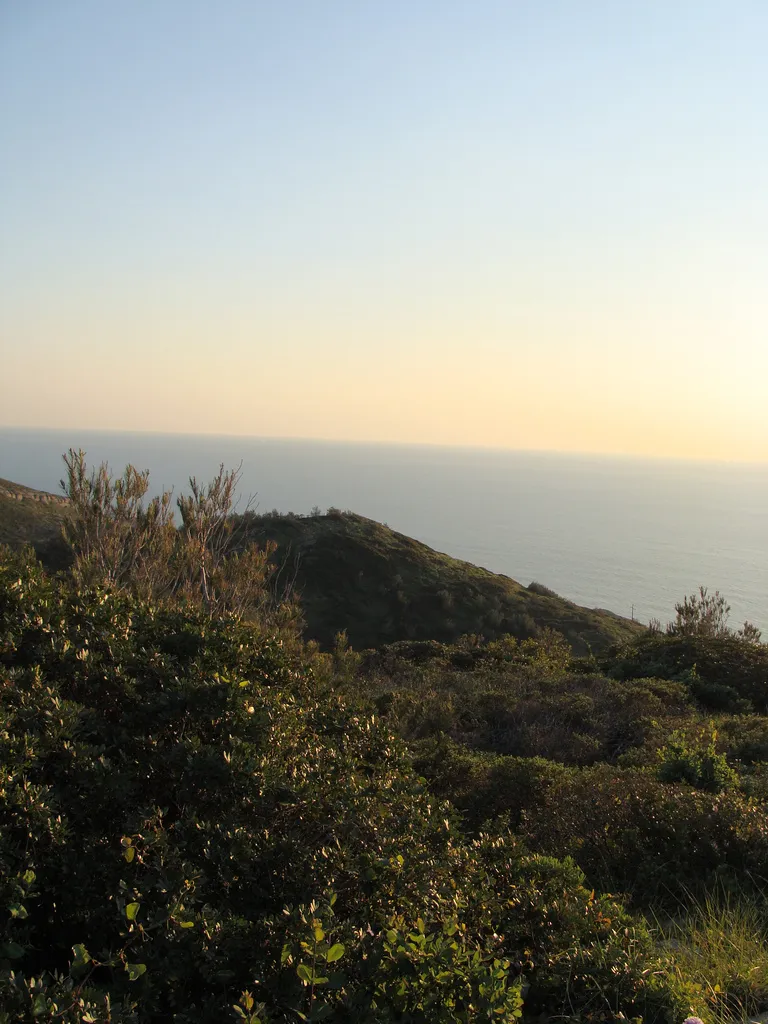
0;477;71;570
236;509;642;653
0;452;766;1022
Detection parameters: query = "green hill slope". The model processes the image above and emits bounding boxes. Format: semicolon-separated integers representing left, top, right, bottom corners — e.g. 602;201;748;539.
239;509;644;653
0;478;72;569
0;477;643;652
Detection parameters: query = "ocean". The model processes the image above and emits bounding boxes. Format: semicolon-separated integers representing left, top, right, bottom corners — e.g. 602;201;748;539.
1;427;766;634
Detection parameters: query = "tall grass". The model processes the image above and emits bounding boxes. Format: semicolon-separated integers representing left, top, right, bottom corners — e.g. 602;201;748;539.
653;891;768;1024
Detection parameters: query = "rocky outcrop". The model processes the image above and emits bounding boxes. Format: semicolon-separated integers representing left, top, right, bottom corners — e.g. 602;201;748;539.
0;480;69;505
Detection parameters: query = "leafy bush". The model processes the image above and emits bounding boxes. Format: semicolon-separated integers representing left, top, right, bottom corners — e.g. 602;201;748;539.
658;726;739;793
0;548;476;1018
414;740;574;829
719;715;768;765
524;765;768;906
526;581;559;598
0;547;690;1021
359;645;692;767
463;832;691;1023
605;632;768;713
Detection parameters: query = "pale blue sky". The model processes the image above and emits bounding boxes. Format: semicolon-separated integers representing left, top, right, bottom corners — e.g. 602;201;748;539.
2;2;767;458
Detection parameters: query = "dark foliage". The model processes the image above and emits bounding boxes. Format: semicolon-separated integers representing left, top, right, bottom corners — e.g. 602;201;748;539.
605;632;768;713
0;548;686;1022
523;765;768;907
237;511;643;654
3;459;768;1022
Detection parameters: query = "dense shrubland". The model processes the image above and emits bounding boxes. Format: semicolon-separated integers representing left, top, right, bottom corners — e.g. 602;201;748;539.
0;546;689;1022
1;454;767;1022
233;509;643;654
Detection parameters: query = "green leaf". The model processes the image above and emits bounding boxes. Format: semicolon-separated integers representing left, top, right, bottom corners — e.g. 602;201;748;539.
124;846;135;863
126;962;147;981
177;920;195;929
22;870;36;887
1;941;25;959
296;963;313;984
8;903;28;919
71;943;91;970
32;993;49;1016
326;943;345;963
125;902;140;921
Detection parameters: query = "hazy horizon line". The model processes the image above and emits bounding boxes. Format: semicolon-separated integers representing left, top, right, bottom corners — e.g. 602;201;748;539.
2;423;768;469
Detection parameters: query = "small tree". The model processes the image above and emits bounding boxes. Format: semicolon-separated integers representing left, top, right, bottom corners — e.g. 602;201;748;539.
61;448;176;599
667;585;761;644
668;586;731;638
60;449;300;632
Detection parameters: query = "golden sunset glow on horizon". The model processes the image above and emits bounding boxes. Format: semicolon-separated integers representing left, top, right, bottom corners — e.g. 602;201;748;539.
2;2;767;463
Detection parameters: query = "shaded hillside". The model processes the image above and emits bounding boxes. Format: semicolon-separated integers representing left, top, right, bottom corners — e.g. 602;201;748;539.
0;478;72;569
239;509;644;653
0;476;643;652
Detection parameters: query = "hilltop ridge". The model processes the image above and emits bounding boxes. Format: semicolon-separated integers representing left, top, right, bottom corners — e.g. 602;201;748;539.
0;476;72;569
0;475;642;652
237;509;642;653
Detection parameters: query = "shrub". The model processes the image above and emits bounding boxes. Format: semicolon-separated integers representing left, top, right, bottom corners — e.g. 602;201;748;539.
365;652;692;767
606;632;768;713
60;449;299;631
414;739;574;829
719;715;768;765
658;726;739;793
0;548;690;1021
0;549;474;1018
524;765;768;906
527;581;559;598
466;831;690;1023
668;585;761;643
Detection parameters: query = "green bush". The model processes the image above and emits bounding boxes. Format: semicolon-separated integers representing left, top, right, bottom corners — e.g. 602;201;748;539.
360;647;692;766
658;726;739;793
0;548;480;1018
718;715;768;765
606;632;768;713
0;547;690;1021
414;739;573;829
523;765;768;906
463;831;690;1023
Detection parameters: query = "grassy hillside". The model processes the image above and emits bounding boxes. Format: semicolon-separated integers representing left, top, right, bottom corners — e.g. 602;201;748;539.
0;476;642;652
239;509;644;653
0;478;72;569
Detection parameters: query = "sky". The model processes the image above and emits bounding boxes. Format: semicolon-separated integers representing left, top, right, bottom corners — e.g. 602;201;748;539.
2;1;767;461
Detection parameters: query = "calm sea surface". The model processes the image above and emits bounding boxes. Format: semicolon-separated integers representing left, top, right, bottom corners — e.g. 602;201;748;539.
1;427;767;633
